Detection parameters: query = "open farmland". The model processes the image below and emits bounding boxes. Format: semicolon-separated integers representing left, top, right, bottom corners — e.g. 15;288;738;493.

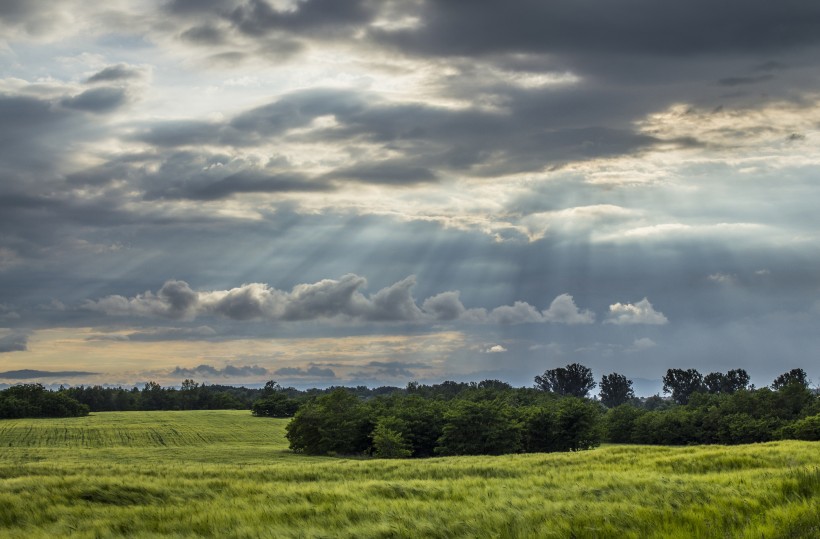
0;411;818;538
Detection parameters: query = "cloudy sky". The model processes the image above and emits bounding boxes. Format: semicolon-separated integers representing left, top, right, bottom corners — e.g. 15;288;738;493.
2;0;820;393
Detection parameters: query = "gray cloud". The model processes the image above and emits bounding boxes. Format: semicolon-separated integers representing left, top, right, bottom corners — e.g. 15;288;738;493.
180;24;227;45
371;1;820;57
0;333;28;353
86;64;144;83
274;365;336;378
3;0;820;391
60;87;128;113
227;0;375;38
718;74;775;87
325;161;438;186
84;275;598;327
422;291;466;321
171;363;268;377
0;369;99;379
605;299;669;325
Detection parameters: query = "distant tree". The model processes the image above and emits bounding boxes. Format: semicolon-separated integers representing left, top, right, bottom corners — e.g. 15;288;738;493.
703;372;727;394
0;384;88;419
724;369;751;393
641;394;672;411
252;392;299;418
262;380;282;395
535;363;596;398
704;369;751;394
477;379;513;391
599;373;635;408
662;368;704;405
771;368;810;391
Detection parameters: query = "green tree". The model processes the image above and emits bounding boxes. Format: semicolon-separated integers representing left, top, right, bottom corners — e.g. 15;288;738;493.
519;405;559;453
599;373;635;408
554;397;602;451
251;392;299;417
662;368;704;404
286;389;372;455
771;368;809;391
371;417;412;458
704;369;750;394
535;363;596;398
604;404;645;443
435;399;522;456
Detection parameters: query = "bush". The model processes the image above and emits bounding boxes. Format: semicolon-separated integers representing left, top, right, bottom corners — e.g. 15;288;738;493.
372;417;412;458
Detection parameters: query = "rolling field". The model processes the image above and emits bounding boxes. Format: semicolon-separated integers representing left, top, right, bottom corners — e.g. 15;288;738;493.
0;411;818;538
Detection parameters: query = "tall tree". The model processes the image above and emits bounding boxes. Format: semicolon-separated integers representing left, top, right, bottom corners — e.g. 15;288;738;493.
771;368;810;391
535;363;596;398
703;372;727;394
599;373;635;407
704;369;751;394
662;368;704;405
724;369;751;393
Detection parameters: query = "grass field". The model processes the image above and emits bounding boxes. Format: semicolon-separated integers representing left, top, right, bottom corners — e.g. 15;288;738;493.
0;411;818;538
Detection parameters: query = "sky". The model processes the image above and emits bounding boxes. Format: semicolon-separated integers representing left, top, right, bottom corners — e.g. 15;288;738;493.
1;0;820;394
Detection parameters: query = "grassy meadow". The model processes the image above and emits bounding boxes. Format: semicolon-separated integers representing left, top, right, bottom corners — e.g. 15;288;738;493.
0;411;817;538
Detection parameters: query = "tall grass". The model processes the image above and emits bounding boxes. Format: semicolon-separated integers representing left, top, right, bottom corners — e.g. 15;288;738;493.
0;411;817;538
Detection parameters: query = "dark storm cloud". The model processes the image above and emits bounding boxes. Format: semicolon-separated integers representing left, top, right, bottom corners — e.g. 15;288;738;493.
371;0;820;57
227;0;375;37
0;333;28;353
166;0;238;15
325;161;438;186
0;95;75;169
718;74;775;87
60;87;128;113
86;64;144;83
129;86;662;188
180;172;333;200
180;24;227;45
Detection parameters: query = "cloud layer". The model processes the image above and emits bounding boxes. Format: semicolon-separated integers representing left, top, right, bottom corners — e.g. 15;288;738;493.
84;275;602;326
1;0;820;388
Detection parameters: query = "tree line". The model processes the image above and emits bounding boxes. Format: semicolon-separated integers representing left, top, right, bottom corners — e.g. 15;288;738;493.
0;384;90;419
2;365;817;453
0;379;401;418
285;384;601;458
283;365;818;457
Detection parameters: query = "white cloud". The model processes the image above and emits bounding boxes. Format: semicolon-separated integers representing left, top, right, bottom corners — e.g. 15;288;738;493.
605;298;668;325
485;344;508;353
541;294;595;324
85;277;597;327
707;272;736;285
489;301;544;324
627;337;657;352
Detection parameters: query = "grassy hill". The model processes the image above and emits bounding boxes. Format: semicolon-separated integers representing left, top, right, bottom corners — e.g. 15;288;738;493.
0;410;817;538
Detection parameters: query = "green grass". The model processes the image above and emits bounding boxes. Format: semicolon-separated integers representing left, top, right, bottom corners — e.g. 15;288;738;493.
0;411;818;538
